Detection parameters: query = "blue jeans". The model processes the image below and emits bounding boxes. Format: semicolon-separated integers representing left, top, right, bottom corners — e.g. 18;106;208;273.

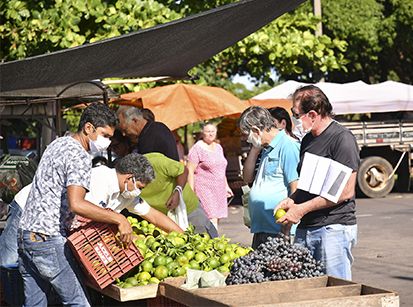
295;224;357;280
0;200;22;268
18;230;90;307
188;206;218;238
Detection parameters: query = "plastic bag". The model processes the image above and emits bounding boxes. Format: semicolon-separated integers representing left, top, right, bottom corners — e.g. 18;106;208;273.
167;186;189;230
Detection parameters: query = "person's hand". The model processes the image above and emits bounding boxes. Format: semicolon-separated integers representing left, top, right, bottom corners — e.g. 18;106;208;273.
274;198;304;225
117;215;133;246
166;191;180;210
226;186;234;198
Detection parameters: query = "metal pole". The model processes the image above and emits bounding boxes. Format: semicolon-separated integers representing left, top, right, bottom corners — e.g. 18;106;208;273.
313;0;322;36
313;0;324;82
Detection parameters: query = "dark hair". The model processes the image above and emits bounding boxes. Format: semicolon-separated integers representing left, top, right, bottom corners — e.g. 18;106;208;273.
92;156;108;167
115;153;155;184
268;107;297;139
77;102;118;132
141;108;155;122
292;85;333;117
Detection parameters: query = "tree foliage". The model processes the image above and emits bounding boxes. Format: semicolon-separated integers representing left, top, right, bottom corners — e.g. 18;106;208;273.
0;0;347;89
321;0;413;83
1;0;411;91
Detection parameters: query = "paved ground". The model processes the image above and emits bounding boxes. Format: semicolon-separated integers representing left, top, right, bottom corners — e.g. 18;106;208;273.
218;193;413;306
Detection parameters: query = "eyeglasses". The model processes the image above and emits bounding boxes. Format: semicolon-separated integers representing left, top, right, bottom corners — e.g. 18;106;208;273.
291;107;306;119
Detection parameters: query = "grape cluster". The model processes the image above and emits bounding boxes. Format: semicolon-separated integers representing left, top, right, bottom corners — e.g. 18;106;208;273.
226;234;324;285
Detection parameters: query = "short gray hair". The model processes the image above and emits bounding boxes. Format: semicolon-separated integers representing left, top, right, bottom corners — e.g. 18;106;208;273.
117;106;144;124
239;106;276;134
115;153;155;184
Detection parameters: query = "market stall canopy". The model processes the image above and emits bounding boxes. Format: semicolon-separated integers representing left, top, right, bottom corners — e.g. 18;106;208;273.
0;0;305;93
116;84;250;130
253;80;413;115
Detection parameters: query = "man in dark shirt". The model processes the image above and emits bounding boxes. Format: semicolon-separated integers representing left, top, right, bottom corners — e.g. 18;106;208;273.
117;106;179;161
275;85;360;280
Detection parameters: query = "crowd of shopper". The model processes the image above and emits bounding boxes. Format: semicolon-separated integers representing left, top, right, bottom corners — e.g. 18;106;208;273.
0;84;361;305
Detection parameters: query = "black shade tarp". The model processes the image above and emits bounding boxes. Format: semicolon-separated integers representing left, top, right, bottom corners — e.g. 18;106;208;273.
0;0;305;93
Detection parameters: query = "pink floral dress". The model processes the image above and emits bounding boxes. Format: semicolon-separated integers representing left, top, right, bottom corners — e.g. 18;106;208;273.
188;141;228;219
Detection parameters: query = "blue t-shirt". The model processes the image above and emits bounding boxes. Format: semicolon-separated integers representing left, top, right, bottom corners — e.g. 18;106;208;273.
248;130;300;234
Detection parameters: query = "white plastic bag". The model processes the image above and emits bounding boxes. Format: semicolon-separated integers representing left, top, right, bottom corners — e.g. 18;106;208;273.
241;185;251;228
167;186;189;230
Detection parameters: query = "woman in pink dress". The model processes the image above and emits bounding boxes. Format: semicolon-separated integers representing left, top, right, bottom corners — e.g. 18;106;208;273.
187;124;233;231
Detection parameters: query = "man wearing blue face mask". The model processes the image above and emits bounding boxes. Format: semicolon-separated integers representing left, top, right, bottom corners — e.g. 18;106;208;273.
239;106;300;249
18;103;132;307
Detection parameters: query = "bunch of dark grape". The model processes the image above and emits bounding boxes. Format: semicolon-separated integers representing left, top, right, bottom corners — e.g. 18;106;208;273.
226;233;324;285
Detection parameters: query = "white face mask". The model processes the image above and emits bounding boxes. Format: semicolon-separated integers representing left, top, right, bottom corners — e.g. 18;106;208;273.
89;135;111;154
247;130;262;148
121;178;141;199
291;117;307;140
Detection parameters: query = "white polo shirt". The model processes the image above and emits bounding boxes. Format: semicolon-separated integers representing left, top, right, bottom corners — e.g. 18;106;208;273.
85;165;150;216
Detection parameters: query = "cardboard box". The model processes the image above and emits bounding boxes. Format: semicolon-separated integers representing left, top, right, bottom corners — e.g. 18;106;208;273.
158;276;399;307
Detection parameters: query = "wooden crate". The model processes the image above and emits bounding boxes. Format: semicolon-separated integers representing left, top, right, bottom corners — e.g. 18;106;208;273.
158;276;399;307
87;282;158;302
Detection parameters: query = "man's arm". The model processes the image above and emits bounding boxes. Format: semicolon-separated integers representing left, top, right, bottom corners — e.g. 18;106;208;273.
166;166;188;210
67;185;133;244
276;172;357;224
280;180;298;235
141;207;184;233
242;147;261;184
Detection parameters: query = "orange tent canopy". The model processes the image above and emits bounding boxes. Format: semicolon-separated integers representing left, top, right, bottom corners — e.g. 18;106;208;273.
114;84;292;130
116;84;250;130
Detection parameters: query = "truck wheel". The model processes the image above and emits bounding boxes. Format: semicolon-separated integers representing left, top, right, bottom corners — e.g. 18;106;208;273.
357;156;395;198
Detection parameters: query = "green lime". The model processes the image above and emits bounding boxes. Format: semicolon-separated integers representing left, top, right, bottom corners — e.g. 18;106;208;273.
184;250;195;261
189;260;200;270
274;208;287;221
217;265;230;273
219;253;231;265
137;271;152;282
208;258;220;269
125;277;139;286
149;277;160;284
194;252;207;263
214;242;226;252
154;265;169;280
166;261;179;271
140;260;153;273
176;255;189;266
153;255;167;267
172;267;186;277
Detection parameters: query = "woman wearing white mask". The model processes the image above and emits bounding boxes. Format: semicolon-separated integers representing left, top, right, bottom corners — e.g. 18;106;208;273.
239;106;300;249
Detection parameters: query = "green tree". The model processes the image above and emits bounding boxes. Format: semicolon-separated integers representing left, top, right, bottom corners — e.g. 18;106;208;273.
1;0;348;88
321;0;413;83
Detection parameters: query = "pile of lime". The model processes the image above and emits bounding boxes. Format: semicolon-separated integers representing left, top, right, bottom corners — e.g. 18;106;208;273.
116;217;251;288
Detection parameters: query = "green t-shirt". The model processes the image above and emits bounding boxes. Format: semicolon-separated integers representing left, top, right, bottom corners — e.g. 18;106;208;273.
141;153;198;214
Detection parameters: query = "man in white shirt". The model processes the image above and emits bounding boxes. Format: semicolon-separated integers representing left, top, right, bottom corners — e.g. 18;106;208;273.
84;153;183;233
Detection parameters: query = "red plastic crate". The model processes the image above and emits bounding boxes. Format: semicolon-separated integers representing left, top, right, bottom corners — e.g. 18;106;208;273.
68;222;143;289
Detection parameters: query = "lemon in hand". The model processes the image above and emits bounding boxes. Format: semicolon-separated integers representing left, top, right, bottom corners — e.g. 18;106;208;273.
274;208;287;221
